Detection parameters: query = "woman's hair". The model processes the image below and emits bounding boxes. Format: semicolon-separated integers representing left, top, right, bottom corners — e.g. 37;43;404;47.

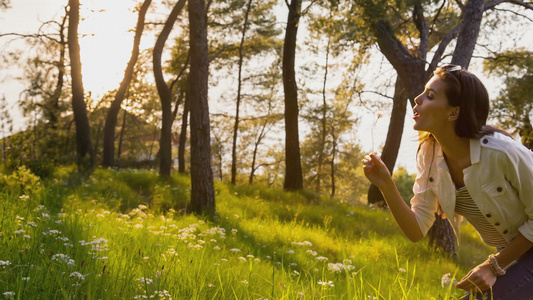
418;64;511;146
435;64;493;138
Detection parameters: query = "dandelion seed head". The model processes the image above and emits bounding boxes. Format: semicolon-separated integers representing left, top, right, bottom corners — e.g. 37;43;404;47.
0;260;11;266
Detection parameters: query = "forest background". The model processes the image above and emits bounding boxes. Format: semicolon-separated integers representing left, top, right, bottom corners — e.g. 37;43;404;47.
0;0;533;255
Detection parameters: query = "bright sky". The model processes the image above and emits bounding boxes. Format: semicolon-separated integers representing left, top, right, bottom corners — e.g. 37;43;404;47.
0;0;152;131
1;1;531;174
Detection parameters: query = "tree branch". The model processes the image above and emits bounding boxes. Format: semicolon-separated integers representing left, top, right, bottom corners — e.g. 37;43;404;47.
428;23;462;73
485;0;533;10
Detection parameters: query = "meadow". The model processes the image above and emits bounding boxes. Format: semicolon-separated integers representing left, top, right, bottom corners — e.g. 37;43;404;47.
0;166;494;299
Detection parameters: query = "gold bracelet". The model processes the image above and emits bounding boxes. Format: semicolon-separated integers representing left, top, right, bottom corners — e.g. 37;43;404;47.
487;254;506;276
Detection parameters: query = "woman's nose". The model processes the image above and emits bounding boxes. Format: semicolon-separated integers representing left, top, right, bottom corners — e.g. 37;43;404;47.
414;94;422;105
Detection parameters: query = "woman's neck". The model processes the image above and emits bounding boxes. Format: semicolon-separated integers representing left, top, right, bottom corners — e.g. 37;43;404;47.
434;132;471;165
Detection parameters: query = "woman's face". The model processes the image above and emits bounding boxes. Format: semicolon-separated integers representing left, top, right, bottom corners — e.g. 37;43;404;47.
412;75;458;134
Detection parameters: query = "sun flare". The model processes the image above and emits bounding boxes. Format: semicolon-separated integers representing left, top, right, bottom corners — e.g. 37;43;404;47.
77;0;145;98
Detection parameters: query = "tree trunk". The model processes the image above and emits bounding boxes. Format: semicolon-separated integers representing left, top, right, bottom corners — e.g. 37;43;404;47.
49;11;68;130
282;0;303;191
330;125;337;197
68;0;94;171
317;37;330;194
187;0;215;215
153;0;186;177
367;77;408;206
117;110;127;159
230;0;253;185
451;0;486;68
178;90;190;173
102;0;151;167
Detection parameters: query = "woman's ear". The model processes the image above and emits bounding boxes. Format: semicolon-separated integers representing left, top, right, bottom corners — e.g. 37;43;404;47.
448;107;460;121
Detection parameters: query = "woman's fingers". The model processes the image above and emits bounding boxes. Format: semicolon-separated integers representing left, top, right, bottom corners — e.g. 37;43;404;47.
362;155;374;168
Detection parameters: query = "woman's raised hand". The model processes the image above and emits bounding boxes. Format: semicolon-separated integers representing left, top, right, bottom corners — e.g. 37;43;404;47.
361;153;393;189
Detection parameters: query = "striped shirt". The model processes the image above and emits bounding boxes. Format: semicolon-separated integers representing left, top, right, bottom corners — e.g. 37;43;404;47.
455;187;508;248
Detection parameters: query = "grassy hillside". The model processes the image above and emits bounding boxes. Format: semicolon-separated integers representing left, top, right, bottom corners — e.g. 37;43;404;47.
0;166;493;299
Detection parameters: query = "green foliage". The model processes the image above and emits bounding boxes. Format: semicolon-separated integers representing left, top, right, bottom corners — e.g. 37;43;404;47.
392;166;415;205
483;49;533;148
0;168;490;299
0;166;493;299
0;165;42;197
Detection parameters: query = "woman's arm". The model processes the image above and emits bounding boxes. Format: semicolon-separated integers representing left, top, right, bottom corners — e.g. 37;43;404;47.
456;232;533;292
362;154;424;242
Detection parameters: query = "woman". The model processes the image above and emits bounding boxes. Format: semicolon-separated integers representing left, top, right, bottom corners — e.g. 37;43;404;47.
362;64;533;299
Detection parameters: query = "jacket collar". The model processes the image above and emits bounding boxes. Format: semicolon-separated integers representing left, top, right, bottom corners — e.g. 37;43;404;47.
470;138;481;165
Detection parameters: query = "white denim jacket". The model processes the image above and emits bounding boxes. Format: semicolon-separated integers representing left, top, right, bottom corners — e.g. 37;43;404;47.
410;132;533;245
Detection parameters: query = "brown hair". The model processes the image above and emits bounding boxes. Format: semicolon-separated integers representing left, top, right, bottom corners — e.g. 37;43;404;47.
434;64;494;138
418;64;511;146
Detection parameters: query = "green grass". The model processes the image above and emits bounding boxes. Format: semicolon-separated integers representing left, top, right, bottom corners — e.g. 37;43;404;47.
0;166;494;299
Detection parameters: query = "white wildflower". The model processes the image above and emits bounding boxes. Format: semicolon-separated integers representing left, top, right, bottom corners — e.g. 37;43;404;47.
318;280;334;287
291;241;313;247
70;272;85;281
137;277;153;285
3;291;15;299
229;248;241;253
316;256;328;262
52;254;75;266
238;257;247;262
441;273;457;288
0;261;11;266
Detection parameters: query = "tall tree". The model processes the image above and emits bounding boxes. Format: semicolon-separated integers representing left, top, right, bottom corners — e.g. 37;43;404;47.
230;0;254;185
206;0;281;184
188;0;215;215
153;0;186;177
282;0;304;190
103;0;151;167
68;0;94;170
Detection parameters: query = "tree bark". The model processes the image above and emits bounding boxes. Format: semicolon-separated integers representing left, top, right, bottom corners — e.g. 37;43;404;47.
282;0;304;191
231;0;254;185
451;0;486;68
317;37;331;193
68;0;94;170
178;90;190;173
153;0;186;177
102;0;151;167
368;77;408;205
187;0;216;215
